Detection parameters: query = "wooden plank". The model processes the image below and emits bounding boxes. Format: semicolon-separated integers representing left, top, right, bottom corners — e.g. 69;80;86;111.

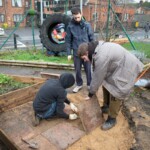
110;38;129;44
0;82;42;102
0;95;34;113
0;83;43;112
40;72;60;79
10;75;46;83
0;129;21;150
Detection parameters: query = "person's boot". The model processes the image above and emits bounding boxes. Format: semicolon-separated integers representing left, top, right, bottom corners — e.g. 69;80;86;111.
101;105;109;114
32;112;41;127
101;116;116;130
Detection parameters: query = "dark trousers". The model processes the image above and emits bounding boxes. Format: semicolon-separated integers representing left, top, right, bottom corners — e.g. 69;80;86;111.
103;87;122;118
73;56;91;86
36;102;57;119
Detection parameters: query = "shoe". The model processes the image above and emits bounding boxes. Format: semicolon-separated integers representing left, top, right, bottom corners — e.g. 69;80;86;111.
101;105;109;114
73;85;82;93
87;86;90;90
101;116;116;130
32;113;41;127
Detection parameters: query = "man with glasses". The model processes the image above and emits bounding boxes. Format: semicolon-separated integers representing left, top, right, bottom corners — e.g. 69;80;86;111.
66;7;94;93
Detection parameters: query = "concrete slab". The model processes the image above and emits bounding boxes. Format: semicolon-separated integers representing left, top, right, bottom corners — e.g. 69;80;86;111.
0;110;34;145
42;122;85;150
19;135;58;150
78;95;104;133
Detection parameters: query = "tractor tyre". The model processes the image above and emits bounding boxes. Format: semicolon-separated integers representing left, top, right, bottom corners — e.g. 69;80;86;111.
39;13;71;53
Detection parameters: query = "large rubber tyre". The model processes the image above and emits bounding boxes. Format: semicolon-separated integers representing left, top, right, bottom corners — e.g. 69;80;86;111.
40;14;71;53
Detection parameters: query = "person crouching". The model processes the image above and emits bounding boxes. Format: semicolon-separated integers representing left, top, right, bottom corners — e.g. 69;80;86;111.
33;73;78;126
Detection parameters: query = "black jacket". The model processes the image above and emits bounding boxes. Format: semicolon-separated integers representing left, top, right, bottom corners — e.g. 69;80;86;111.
66;18;94;56
33;73;75;119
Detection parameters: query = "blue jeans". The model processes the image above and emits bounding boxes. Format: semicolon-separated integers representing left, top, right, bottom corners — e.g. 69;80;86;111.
73;56;91;86
37;102;57;119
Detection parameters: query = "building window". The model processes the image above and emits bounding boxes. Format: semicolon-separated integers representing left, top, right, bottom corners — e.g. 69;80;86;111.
13;14;23;22
0;0;2;6
25;1;29;7
0;14;4;23
124;13;129;21
12;0;22;7
44;1;50;7
93;13;98;21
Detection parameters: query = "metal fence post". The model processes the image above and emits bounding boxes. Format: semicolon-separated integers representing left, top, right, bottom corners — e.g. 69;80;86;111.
13;34;19;50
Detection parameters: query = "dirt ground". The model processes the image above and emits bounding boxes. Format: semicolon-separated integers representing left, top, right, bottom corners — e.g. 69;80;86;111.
0;86;134;150
65;88;134;150
0;65;149;150
122;69;150;150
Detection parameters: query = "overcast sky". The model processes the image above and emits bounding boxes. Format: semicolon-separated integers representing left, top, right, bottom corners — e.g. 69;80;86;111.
134;0;150;2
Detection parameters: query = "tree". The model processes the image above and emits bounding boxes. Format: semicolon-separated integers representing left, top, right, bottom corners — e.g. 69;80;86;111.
141;2;150;7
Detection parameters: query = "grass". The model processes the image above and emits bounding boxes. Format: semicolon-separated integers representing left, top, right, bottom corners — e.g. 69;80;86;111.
0;42;149;64
0;49;73;64
122;42;150;58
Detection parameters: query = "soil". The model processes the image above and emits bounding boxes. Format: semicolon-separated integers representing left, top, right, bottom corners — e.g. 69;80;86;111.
123;87;150;150
0;65;149;150
0;82;31;95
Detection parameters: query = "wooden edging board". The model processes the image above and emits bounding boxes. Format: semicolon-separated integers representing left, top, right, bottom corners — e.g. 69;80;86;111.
0;75;46;113
0;129;20;150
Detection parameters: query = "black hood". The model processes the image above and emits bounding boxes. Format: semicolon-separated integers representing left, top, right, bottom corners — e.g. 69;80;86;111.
59;73;75;89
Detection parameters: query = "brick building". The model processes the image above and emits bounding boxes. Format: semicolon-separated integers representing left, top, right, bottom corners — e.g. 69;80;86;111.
0;0;136;30
0;0;35;27
82;0;136;31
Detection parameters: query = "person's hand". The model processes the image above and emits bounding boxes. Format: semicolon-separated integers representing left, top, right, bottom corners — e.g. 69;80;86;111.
69;113;78;120
70;103;78;113
68;55;72;61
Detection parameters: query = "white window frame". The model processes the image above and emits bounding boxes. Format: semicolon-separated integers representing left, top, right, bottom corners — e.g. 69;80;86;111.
92;12;98;21
0;14;4;23
44;1;50;7
13;14;23;22
0;0;2;6
25;1;29;7
12;0;22;7
124;13;129;22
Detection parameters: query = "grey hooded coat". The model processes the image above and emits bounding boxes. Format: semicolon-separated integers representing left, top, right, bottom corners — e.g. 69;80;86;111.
90;41;144;100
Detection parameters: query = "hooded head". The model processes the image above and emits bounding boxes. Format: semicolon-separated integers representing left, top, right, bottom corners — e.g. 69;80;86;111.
59;73;75;89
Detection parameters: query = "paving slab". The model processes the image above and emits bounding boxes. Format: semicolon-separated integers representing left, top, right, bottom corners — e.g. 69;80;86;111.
42;122;85;150
19;135;58;150
0;110;34;145
78;95;104;133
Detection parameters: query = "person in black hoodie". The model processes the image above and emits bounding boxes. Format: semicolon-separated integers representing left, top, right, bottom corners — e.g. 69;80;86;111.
33;73;78;126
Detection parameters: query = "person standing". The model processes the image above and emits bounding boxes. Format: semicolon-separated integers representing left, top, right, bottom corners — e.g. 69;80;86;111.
66;7;94;93
78;41;144;130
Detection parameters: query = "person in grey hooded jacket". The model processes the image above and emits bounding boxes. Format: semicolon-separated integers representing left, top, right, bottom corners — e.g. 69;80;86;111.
78;41;144;130
33;73;78;126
